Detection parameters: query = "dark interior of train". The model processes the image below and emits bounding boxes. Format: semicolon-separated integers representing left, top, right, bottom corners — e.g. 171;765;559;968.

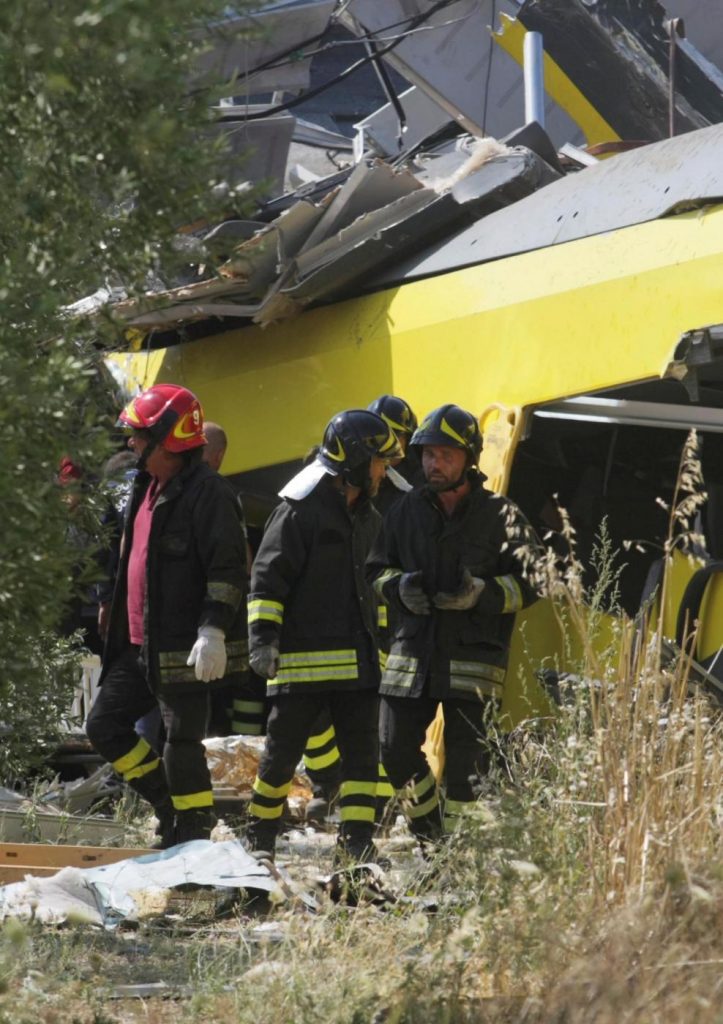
507;378;723;617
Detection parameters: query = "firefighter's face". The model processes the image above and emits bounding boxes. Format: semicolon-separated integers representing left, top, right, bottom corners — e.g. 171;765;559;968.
367;455;388;496
127;430;164;476
422;445;467;490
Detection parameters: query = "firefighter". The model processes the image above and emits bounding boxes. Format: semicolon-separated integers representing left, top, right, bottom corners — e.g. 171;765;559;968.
367;394;425;516
245;409;402;862
370;403;540;845
366;394;425;817
303;396;425;823
196;420;261;741
85;384;248;846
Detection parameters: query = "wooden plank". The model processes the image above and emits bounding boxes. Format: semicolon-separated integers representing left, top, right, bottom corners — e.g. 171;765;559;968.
0;843;155;884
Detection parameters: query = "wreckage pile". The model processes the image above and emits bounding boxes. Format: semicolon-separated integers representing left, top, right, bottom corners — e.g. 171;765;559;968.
67;0;723;344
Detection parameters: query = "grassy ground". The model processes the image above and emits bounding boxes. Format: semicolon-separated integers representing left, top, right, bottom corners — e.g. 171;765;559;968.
0;642;720;1024
1;466;721;1022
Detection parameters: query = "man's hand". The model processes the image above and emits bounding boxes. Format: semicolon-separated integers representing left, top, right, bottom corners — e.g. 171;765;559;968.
399;571;431;615
186;626;227;682
433;569;485;611
250;644;280;680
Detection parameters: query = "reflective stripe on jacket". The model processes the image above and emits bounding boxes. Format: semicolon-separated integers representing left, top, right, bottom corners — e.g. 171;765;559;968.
248;477;381;696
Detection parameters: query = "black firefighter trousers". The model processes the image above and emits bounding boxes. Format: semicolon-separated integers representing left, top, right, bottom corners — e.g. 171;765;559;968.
380;694;498;837
86;646;214;833
247;689;379;849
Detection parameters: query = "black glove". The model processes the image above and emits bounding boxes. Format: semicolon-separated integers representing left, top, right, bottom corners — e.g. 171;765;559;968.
433;568;485;610
398;571;431;615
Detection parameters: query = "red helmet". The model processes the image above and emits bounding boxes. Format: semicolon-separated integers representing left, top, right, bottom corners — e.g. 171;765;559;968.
118;384;206;453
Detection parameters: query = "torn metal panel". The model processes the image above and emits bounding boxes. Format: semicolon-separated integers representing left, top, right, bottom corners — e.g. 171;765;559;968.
115;196;334;330
256;166;353;222
103;143;560;333
195;0;336;96
257;146;558;318
517;0;723;141
300;158;424;252
220;195;335;296
113;276;258;327
372;123;723;287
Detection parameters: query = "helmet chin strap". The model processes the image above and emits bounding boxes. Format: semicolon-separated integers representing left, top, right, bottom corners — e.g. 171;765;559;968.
135;439;157;473
343;459;373;496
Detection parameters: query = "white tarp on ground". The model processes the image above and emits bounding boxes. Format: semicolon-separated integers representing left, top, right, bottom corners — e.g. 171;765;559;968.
0;840;275;928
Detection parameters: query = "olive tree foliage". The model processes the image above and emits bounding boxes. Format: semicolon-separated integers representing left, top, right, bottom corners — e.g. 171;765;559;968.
0;0;251;774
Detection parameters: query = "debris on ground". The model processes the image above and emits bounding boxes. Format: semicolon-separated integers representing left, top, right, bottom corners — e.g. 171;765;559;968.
0;839;279;927
204;735;312;818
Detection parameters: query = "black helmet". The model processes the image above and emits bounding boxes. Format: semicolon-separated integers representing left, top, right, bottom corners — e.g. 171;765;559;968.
319;409;402;488
367;395;418;439
410;404;483;462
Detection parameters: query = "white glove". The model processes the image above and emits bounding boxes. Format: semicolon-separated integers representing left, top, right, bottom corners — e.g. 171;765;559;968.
186;626;227;683
433;569;485;611
249;644;280;680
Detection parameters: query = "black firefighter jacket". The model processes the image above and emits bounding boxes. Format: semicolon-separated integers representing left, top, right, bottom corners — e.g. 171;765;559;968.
248;477;382;696
372;453;426;651
369;472;540;702
101;460;248;694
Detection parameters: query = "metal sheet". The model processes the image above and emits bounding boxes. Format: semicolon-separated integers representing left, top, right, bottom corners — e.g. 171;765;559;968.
211;111;296;196
665;0;723;83
221;197;333;296
195;0;336;96
300;158;424;251
354;85;451;157
342;0;583;147
261;147;556;314
372;123;723;285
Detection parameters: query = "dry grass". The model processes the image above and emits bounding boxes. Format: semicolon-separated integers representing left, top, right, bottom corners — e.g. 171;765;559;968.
0;433;721;1022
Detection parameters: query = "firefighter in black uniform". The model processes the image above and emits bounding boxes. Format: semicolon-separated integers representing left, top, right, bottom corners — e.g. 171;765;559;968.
304;395;425;821
367;395;425;815
86;385;248;846
370;404;540;844
367;394;425;517
245;409;402;862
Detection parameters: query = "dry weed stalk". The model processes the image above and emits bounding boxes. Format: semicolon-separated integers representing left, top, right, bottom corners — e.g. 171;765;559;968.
588;617;721;904
509;429;721;908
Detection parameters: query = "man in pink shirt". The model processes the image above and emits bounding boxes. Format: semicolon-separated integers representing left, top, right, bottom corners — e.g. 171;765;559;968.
86;385;248;846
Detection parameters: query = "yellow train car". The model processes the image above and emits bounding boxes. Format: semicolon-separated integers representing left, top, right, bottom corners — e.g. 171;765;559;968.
106;125;723;722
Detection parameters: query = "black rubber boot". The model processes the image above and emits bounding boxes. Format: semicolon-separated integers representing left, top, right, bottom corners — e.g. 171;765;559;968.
244;820;278;862
305;781;340;823
305;758;342;822
175;808;217;844
335;827;390;869
409;807;445;859
152;798;177;849
127;766;176;849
